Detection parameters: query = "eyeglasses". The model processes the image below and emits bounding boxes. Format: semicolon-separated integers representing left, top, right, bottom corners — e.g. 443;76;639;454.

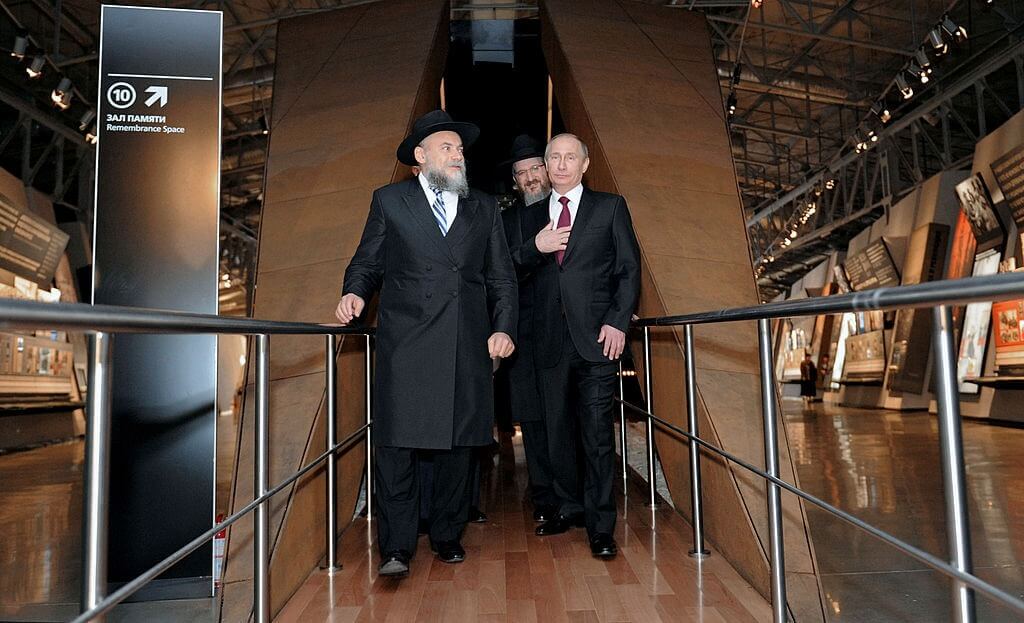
513;163;546;178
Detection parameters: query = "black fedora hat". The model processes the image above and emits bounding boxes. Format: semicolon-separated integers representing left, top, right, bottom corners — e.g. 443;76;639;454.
396;110;480;166
499;134;545;168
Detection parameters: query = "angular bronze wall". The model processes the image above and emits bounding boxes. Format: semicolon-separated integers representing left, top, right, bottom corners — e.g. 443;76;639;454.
540;1;826;620
220;1;450;619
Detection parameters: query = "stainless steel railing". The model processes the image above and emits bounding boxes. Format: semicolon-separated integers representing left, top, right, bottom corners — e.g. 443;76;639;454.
621;271;1024;623
0;299;375;623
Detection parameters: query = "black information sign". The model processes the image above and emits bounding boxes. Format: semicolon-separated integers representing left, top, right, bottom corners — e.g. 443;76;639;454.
991;144;1024;228
93;5;221;590
843;239;900;292
0;191;69;286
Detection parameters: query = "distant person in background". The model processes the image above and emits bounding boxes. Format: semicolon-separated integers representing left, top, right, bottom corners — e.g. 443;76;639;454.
800;352;817;406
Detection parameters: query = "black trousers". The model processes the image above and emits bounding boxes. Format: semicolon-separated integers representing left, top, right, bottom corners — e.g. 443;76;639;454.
519;419;562;508
538;322;618;535
374;445;473;556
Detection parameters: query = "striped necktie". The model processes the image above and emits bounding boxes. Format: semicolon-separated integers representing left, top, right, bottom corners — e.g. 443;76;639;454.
430;186;448;235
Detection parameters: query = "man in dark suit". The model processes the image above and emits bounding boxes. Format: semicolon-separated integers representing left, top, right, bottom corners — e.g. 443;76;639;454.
506;133;640;558
500;134;563;523
335;110;518;577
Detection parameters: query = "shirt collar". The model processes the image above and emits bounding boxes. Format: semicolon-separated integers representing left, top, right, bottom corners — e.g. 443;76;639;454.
551;183;583;206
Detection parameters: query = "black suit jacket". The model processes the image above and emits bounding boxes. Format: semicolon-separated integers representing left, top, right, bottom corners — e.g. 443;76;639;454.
506;187;640;367
343;178;518;449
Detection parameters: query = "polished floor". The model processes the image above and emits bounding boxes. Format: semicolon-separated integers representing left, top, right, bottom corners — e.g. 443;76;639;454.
5;402;1024;622
275;433;771;622
785;399;1024;622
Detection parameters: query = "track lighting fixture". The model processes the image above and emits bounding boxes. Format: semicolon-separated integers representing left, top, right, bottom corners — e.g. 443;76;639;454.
79;109;95;131
825;178;835;190
871;101;892;123
929;27;948;55
895;73;914;99
731;63;742;86
726;91;737;117
915;49;932;71
51;76;72;109
26;55;44;79
751;0;763;8
909;60;930;84
940;15;967;43
11;34;27;59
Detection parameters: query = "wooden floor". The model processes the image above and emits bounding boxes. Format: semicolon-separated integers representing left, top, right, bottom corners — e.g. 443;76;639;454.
276;433;771;623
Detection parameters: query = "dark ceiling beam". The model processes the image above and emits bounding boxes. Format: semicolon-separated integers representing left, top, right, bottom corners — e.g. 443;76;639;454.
706;14;915;57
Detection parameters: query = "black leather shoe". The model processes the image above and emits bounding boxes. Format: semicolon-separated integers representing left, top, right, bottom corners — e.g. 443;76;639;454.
535;513;584;536
378;550;411;576
533;504;557;522
589;533;617;558
468;506;488;523
433;540;466;564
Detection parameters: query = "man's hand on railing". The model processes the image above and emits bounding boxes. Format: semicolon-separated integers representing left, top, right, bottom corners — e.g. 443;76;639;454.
335;293;365;325
598;324;625;360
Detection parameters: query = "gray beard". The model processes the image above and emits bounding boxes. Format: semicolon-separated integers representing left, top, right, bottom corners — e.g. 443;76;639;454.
522;188;549;205
424;166;470;198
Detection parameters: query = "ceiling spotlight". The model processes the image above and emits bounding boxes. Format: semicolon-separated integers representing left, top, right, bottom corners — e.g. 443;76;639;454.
51;76;72;109
909;60;930;84
751;0;763;7
258;114;269;135
871;101;892;124
929;28;949;55
79;109;95;131
11;34;27;59
26;55;44;79
895;73;914;99
868;129;879;143
813;185;823;197
941;15;967;43
726;91;737;117
825;178;835;190
790;230;798;239
915;49;932;71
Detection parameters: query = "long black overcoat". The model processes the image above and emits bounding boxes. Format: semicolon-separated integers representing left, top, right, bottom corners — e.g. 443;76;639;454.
343;178;518;450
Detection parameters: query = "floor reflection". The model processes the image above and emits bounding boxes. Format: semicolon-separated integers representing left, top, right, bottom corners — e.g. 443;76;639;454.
785;400;1024;622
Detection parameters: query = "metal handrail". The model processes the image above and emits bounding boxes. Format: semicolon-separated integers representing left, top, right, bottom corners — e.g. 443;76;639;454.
69;422;372;623
634;272;1024;326
625;273;1024;623
0;298;376;623
615;398;1024;615
0;297;375;335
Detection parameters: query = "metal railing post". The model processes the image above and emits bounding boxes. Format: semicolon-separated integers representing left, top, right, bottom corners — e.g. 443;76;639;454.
254;334;270;623
683;325;709;559
932;305;977;623
364;334;373;522
757;318;787;623
642;327;658;508
324;334;341;572
618;360;628;497
81;331;113;621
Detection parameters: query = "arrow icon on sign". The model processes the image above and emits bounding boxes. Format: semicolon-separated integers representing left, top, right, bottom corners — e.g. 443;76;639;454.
144;86;168;107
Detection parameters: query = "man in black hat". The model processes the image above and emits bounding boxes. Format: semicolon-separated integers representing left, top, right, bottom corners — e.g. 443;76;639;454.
335;110;518;576
499;134;566;524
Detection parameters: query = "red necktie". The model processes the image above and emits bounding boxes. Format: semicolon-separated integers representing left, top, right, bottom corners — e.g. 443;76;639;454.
556;196;571;265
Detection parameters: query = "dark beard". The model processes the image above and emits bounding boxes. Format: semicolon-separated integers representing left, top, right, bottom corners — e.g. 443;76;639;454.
522;187;549;205
424;165;470;198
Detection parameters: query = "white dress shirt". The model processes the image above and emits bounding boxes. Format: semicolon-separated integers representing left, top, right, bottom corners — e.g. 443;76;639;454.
418;173;458;231
548;183;584;228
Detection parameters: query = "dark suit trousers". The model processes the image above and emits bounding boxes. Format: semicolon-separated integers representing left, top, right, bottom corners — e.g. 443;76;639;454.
375;446;473;555
519;419;560;508
539;321;618;535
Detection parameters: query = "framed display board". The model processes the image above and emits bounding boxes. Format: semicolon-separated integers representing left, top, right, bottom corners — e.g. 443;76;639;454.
992;299;1024;375
991;144;1024;227
843;239;900;291
955;173;1005;252
842;330;887;381
957;249;1001;393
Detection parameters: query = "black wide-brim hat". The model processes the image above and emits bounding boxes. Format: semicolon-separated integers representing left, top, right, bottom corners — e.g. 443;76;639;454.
499;134;545;168
396;109;480;166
